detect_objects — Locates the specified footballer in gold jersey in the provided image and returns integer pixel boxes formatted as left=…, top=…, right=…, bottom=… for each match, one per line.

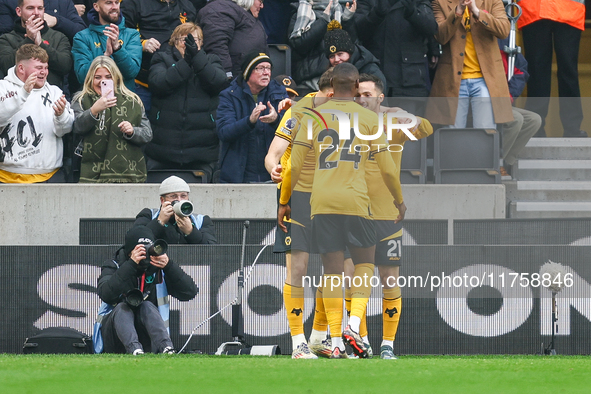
left=285, top=63, right=406, bottom=358
left=264, top=70, right=335, bottom=359
left=356, top=73, right=433, bottom=359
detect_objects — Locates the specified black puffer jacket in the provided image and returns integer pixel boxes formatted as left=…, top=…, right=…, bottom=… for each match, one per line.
left=349, top=44, right=387, bottom=92
left=356, top=0, right=437, bottom=97
left=197, top=0, right=267, bottom=79
left=121, top=0, right=196, bottom=85
left=97, top=249, right=198, bottom=307
left=289, top=10, right=330, bottom=86
left=288, top=10, right=356, bottom=89
left=146, top=45, right=227, bottom=165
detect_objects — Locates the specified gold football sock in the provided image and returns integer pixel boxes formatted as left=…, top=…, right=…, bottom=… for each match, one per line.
left=382, top=286, right=402, bottom=342
left=283, top=283, right=304, bottom=337
left=323, top=274, right=344, bottom=339
left=344, top=288, right=352, bottom=319
left=312, top=284, right=328, bottom=332
left=359, top=308, right=368, bottom=338
left=350, top=263, right=374, bottom=320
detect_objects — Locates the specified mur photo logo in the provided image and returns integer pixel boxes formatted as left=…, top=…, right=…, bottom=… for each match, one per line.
left=302, top=106, right=418, bottom=155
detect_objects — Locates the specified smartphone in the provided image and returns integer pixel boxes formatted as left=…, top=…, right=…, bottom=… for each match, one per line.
left=100, top=79, right=114, bottom=98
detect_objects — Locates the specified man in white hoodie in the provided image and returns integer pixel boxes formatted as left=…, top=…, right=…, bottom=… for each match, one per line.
left=0, top=44, right=73, bottom=183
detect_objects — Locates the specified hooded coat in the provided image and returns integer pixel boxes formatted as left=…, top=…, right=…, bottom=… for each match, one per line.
left=0, top=66, right=74, bottom=175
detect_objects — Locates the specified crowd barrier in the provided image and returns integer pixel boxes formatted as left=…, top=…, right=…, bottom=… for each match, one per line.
left=0, top=184, right=506, bottom=245
left=79, top=218, right=591, bottom=246
left=79, top=218, right=449, bottom=246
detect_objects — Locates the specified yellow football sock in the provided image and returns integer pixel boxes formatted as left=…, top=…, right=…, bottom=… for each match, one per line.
left=312, top=285, right=328, bottom=332
left=283, top=283, right=304, bottom=337
left=359, top=308, right=368, bottom=338
left=382, top=287, right=402, bottom=341
left=350, top=263, right=374, bottom=320
left=323, top=274, right=343, bottom=339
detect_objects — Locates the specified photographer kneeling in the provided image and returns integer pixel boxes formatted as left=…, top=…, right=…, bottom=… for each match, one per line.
left=135, top=176, right=217, bottom=245
left=95, top=226, right=198, bottom=354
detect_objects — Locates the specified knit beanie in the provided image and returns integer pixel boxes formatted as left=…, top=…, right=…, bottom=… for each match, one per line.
left=159, top=176, right=190, bottom=196
left=124, top=226, right=155, bottom=257
left=323, top=20, right=355, bottom=58
left=241, top=51, right=272, bottom=81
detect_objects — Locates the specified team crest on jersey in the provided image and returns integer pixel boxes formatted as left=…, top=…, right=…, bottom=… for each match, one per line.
left=285, top=236, right=291, bottom=246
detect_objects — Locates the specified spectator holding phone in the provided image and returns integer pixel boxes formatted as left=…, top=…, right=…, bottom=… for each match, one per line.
left=71, top=56, right=152, bottom=183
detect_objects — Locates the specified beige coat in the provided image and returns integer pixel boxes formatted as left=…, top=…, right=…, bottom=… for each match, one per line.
left=428, top=0, right=513, bottom=125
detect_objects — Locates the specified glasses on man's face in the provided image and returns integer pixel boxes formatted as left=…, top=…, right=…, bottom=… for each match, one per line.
left=164, top=193, right=189, bottom=200
left=254, top=65, right=272, bottom=73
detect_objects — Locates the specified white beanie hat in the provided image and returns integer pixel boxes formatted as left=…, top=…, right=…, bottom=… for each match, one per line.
left=159, top=176, right=190, bottom=196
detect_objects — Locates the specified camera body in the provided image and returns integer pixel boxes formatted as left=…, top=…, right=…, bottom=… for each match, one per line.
left=125, top=239, right=168, bottom=306
left=137, top=239, right=168, bottom=269
left=124, top=289, right=149, bottom=308
left=172, top=200, right=193, bottom=217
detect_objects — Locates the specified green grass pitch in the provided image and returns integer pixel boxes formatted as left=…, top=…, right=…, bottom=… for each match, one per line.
left=1, top=354, right=590, bottom=393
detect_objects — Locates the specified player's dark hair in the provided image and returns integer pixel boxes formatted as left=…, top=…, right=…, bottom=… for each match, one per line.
left=359, top=73, right=384, bottom=95
left=331, top=63, right=359, bottom=95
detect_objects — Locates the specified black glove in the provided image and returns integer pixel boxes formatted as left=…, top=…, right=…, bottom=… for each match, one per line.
left=184, top=34, right=199, bottom=63
left=399, top=0, right=416, bottom=18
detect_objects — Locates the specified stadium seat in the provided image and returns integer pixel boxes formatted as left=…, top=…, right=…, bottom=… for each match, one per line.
left=268, top=44, right=291, bottom=78
left=401, top=138, right=427, bottom=184
left=434, top=128, right=500, bottom=184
